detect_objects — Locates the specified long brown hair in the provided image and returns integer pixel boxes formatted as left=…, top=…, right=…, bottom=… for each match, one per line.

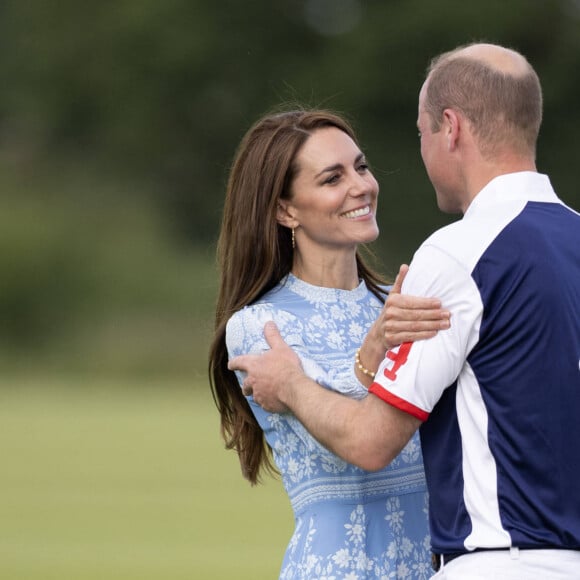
left=208, top=108, right=387, bottom=485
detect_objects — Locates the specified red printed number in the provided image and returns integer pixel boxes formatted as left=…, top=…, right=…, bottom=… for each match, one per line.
left=382, top=342, right=413, bottom=381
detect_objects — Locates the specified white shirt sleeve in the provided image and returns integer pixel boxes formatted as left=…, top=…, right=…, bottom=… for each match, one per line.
left=369, top=243, right=483, bottom=419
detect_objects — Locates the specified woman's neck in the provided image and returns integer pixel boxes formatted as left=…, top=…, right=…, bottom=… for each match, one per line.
left=291, top=253, right=359, bottom=290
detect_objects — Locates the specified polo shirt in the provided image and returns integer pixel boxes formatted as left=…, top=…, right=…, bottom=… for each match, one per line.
left=370, top=171, right=580, bottom=555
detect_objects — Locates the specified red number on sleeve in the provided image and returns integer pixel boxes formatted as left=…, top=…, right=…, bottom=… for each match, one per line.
left=382, top=342, right=413, bottom=381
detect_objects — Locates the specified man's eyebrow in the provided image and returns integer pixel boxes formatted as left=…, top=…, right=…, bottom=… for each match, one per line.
left=314, top=153, right=364, bottom=179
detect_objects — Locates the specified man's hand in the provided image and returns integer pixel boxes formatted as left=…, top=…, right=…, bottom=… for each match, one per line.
left=228, top=321, right=304, bottom=413
left=230, top=320, right=421, bottom=471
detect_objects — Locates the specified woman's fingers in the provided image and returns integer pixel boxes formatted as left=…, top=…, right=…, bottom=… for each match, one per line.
left=386, top=292, right=442, bottom=312
left=384, top=307, right=450, bottom=324
left=391, top=264, right=409, bottom=294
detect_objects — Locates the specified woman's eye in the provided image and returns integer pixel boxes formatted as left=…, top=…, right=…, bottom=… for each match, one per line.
left=324, top=174, right=340, bottom=184
left=357, top=163, right=369, bottom=173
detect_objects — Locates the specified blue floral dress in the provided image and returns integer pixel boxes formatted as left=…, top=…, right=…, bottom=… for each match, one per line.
left=226, top=274, right=431, bottom=579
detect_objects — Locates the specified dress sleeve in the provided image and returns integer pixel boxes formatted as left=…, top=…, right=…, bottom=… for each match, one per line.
left=369, top=243, right=483, bottom=419
left=225, top=303, right=327, bottom=390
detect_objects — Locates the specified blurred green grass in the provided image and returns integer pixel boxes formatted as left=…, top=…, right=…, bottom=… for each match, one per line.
left=0, top=378, right=293, bottom=579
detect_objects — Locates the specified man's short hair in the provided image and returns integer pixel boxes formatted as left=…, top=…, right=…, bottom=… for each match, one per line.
left=425, top=45, right=543, bottom=158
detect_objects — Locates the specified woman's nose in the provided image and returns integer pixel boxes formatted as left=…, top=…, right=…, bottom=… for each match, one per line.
left=348, top=171, right=375, bottom=196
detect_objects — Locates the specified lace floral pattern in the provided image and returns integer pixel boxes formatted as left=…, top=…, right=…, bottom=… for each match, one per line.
left=226, top=274, right=431, bottom=579
left=279, top=497, right=432, bottom=580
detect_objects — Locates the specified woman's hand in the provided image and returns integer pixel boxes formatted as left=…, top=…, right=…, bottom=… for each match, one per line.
left=355, top=264, right=450, bottom=385
left=380, top=264, right=450, bottom=349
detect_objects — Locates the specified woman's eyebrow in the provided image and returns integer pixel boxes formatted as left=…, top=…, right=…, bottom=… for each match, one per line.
left=314, top=153, right=364, bottom=179
left=314, top=163, right=343, bottom=179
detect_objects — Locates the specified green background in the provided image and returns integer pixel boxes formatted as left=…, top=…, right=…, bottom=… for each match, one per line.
left=1, top=1, right=579, bottom=577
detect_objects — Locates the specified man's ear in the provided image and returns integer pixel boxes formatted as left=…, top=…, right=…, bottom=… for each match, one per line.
left=276, top=200, right=298, bottom=229
left=443, top=108, right=460, bottom=151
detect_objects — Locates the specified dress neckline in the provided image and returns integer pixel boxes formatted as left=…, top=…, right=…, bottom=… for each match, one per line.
left=284, top=273, right=368, bottom=303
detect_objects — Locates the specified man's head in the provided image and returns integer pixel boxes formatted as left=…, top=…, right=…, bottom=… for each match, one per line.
left=425, top=43, right=542, bottom=158
left=417, top=43, right=543, bottom=213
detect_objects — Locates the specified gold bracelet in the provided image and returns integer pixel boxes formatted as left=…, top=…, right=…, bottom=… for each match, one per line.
left=355, top=348, right=376, bottom=379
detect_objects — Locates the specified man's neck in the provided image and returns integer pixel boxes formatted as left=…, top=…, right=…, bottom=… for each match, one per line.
left=462, top=156, right=537, bottom=213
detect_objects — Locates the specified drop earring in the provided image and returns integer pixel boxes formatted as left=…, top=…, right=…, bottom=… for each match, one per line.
left=291, top=227, right=296, bottom=249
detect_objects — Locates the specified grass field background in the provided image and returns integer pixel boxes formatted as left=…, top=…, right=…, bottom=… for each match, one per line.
left=0, top=377, right=293, bottom=579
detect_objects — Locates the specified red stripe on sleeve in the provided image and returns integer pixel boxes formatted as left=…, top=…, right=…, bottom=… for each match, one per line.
left=368, top=384, right=430, bottom=422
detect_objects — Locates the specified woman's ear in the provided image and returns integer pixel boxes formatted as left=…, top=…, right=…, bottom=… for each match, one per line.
left=276, top=201, right=298, bottom=228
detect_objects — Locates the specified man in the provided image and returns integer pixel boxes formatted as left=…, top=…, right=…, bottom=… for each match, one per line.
left=229, top=43, right=580, bottom=579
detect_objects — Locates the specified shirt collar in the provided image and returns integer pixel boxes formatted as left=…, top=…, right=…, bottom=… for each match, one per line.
left=464, top=172, right=558, bottom=219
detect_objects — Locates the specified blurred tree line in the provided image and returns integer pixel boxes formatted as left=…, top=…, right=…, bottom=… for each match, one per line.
left=1, top=0, right=579, bottom=377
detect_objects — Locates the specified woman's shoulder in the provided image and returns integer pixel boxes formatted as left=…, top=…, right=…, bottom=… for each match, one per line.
left=226, top=278, right=308, bottom=333
left=225, top=301, right=301, bottom=353
left=227, top=298, right=298, bottom=326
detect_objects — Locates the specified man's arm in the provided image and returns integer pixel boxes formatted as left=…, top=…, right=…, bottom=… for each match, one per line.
left=229, top=322, right=421, bottom=471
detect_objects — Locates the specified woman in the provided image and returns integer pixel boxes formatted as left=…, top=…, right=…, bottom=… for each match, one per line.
left=209, top=109, right=447, bottom=579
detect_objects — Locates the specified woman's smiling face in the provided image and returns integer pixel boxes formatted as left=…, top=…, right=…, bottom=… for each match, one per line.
left=284, top=126, right=380, bottom=258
